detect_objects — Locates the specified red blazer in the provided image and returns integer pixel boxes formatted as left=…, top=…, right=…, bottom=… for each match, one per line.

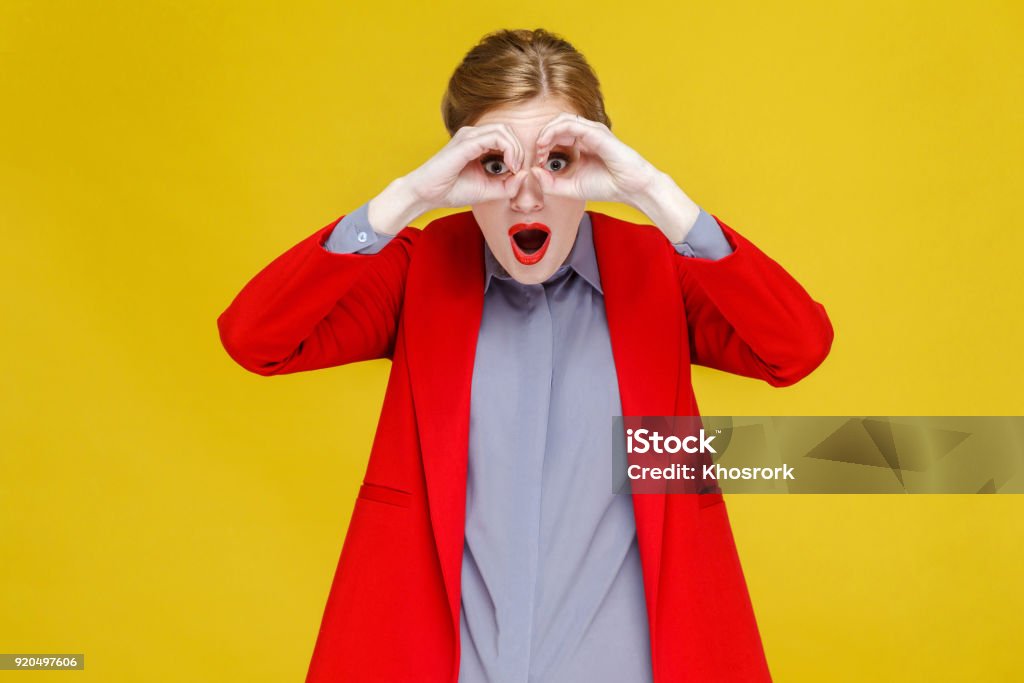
left=217, top=209, right=834, bottom=682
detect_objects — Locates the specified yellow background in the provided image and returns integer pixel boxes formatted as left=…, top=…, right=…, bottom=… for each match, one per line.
left=2, top=0, right=1022, bottom=680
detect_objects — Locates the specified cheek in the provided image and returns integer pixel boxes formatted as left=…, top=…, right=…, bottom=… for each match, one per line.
left=549, top=228, right=574, bottom=255
left=483, top=226, right=515, bottom=259
left=472, top=209, right=505, bottom=245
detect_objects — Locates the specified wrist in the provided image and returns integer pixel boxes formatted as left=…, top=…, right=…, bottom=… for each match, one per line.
left=631, top=171, right=700, bottom=244
left=367, top=177, right=430, bottom=236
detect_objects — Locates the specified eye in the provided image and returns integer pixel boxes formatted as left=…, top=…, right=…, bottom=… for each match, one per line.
left=481, top=156, right=509, bottom=175
left=544, top=152, right=571, bottom=173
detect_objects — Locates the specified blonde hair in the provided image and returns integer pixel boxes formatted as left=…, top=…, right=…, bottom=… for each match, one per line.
left=440, top=28, right=611, bottom=136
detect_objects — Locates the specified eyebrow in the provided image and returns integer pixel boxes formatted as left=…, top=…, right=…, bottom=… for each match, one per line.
left=479, top=143, right=573, bottom=158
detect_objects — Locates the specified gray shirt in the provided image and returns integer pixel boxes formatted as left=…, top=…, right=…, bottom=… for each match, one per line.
left=325, top=201, right=732, bottom=682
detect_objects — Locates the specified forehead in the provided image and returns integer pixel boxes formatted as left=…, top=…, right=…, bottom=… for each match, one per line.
left=475, top=97, right=579, bottom=139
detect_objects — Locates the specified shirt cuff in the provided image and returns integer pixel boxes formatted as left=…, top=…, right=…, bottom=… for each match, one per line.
left=322, top=200, right=396, bottom=254
left=671, top=207, right=734, bottom=260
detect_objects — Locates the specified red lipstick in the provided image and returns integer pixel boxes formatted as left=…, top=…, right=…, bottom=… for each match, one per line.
left=508, top=223, right=551, bottom=265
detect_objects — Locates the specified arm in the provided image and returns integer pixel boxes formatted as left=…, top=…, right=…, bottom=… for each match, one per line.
left=670, top=206, right=734, bottom=260
left=674, top=213, right=834, bottom=387
left=216, top=209, right=420, bottom=376
left=630, top=173, right=832, bottom=386
left=219, top=120, right=530, bottom=374
left=323, top=200, right=397, bottom=255
left=323, top=172, right=426, bottom=254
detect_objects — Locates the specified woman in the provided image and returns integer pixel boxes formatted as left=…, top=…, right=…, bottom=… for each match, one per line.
left=217, top=28, right=833, bottom=683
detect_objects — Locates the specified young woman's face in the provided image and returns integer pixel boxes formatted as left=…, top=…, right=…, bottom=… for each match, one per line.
left=470, top=96, right=586, bottom=285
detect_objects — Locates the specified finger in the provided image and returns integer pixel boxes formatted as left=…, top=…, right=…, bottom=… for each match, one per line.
left=536, top=118, right=608, bottom=161
left=537, top=124, right=590, bottom=158
left=479, top=133, right=517, bottom=175
left=533, top=165, right=554, bottom=194
left=446, top=129, right=510, bottom=177
left=535, top=133, right=581, bottom=166
left=504, top=169, right=527, bottom=197
left=535, top=112, right=582, bottom=143
left=471, top=123, right=521, bottom=171
left=475, top=164, right=526, bottom=203
left=533, top=165, right=581, bottom=200
left=533, top=113, right=569, bottom=164
left=533, top=165, right=565, bottom=197
left=536, top=112, right=602, bottom=147
left=462, top=125, right=521, bottom=174
left=502, top=123, right=524, bottom=172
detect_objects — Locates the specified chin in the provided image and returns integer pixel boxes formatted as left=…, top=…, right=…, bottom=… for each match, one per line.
left=507, top=263, right=558, bottom=285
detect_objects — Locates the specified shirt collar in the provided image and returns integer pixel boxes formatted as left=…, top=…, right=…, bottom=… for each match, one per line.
left=483, top=211, right=603, bottom=295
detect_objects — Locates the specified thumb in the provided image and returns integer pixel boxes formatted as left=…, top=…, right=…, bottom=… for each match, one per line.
left=504, top=170, right=527, bottom=197
left=533, top=166, right=553, bottom=193
left=533, top=166, right=563, bottom=197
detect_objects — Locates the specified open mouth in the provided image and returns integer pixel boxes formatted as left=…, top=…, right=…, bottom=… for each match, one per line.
left=508, top=223, right=551, bottom=265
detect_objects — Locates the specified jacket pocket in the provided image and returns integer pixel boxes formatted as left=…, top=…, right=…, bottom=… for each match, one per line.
left=357, top=482, right=413, bottom=509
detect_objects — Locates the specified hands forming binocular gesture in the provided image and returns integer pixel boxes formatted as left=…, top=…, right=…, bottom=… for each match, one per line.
left=405, top=112, right=665, bottom=209
left=395, top=112, right=699, bottom=244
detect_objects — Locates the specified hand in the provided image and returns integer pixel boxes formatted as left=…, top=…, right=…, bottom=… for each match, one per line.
left=402, top=123, right=530, bottom=210
left=530, top=113, right=662, bottom=205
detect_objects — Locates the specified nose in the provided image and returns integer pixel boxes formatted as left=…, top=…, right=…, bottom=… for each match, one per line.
left=510, top=165, right=545, bottom=213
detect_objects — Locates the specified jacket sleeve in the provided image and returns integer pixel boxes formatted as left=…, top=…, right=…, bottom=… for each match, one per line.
left=216, top=214, right=420, bottom=376
left=675, top=214, right=834, bottom=387
left=322, top=200, right=396, bottom=255
left=672, top=206, right=734, bottom=260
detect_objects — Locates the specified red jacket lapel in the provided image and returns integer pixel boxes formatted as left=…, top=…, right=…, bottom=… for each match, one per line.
left=591, top=210, right=682, bottom=638
left=403, top=211, right=484, bottom=642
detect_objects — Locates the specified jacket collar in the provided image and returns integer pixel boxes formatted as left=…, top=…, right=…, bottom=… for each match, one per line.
left=483, top=211, right=603, bottom=294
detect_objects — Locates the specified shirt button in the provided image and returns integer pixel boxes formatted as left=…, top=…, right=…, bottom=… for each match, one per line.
left=357, top=231, right=368, bottom=243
